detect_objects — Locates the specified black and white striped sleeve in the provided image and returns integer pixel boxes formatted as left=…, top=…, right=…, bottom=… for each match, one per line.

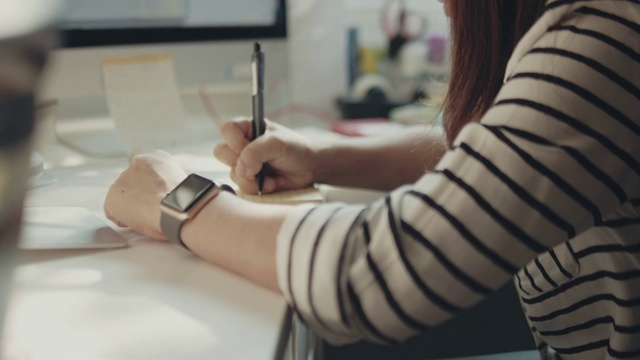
left=276, top=2, right=640, bottom=345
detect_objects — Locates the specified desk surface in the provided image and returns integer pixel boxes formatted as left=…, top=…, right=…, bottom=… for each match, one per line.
left=2, top=113, right=289, bottom=359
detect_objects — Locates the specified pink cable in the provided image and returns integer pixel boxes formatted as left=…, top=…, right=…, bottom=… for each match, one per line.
left=198, top=86, right=222, bottom=125
left=199, top=85, right=340, bottom=125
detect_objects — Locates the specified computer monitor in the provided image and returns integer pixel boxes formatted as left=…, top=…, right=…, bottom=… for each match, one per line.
left=60, top=0, right=286, bottom=47
left=38, top=0, right=291, bottom=157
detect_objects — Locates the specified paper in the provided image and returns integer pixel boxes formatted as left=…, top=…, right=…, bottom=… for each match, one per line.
left=238, top=187, right=324, bottom=204
left=102, top=54, right=190, bottom=155
left=19, top=207, right=128, bottom=250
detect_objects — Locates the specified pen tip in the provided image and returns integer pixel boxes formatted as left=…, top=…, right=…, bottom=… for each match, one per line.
left=258, top=191, right=262, bottom=196
left=254, top=42, right=261, bottom=52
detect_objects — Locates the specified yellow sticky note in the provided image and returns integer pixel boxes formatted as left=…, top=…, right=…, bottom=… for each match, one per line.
left=238, top=186, right=324, bottom=204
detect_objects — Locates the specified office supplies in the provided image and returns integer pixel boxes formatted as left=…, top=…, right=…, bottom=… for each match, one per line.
left=337, top=91, right=407, bottom=120
left=19, top=207, right=128, bottom=250
left=347, top=27, right=360, bottom=89
left=251, top=42, right=266, bottom=194
left=381, top=0, right=427, bottom=60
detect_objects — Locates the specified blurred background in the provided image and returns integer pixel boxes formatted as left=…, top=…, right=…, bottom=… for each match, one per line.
left=1, top=1, right=535, bottom=359
left=37, top=0, right=451, bottom=156
left=0, top=0, right=59, bottom=351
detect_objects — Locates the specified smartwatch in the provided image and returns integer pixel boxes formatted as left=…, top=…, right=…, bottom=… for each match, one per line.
left=160, top=173, right=235, bottom=250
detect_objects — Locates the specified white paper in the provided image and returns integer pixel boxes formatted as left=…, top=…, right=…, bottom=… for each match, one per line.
left=19, top=207, right=128, bottom=250
left=102, top=55, right=190, bottom=156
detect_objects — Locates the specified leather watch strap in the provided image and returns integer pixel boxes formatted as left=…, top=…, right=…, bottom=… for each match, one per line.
left=161, top=211, right=187, bottom=249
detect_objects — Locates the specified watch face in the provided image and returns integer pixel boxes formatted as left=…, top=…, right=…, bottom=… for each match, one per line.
left=162, top=174, right=214, bottom=212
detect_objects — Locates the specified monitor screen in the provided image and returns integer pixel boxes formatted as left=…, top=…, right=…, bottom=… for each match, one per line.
left=59, top=0, right=287, bottom=47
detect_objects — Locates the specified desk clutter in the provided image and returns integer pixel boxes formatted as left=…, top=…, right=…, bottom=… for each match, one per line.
left=338, top=0, right=449, bottom=123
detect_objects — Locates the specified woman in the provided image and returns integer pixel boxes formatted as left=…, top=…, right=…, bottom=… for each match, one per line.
left=104, top=0, right=640, bottom=358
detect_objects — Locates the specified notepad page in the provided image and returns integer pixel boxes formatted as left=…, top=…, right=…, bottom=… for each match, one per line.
left=238, top=187, right=324, bottom=204
left=102, top=54, right=190, bottom=155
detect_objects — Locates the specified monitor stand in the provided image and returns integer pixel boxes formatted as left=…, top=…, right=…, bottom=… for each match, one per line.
left=53, top=96, right=127, bottom=158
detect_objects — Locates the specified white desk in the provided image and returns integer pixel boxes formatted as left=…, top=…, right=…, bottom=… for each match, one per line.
left=1, top=112, right=290, bottom=359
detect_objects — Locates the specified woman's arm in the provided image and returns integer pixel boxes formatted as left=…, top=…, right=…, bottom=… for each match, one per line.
left=106, top=1, right=639, bottom=348
left=215, top=121, right=446, bottom=194
left=103, top=150, right=289, bottom=293
left=313, top=125, right=447, bottom=190
left=181, top=192, right=290, bottom=293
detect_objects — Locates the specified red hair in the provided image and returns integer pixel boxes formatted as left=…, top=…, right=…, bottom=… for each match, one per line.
left=443, top=0, right=546, bottom=144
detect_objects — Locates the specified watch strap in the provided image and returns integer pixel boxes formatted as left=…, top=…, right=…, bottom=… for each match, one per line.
left=161, top=181, right=235, bottom=251
left=161, top=210, right=189, bottom=249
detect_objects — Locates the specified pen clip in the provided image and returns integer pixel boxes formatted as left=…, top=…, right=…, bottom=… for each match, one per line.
left=252, top=60, right=258, bottom=95
left=251, top=42, right=264, bottom=96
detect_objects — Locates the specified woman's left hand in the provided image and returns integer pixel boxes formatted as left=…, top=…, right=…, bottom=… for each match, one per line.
left=104, top=150, right=187, bottom=240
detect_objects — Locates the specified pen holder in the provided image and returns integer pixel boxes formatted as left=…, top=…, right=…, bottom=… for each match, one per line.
left=337, top=89, right=408, bottom=120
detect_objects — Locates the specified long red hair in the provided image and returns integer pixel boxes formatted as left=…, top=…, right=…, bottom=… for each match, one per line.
left=443, top=0, right=546, bottom=144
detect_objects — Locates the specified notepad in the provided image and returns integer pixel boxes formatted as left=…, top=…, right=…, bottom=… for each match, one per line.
left=238, top=187, right=324, bottom=204
left=102, top=54, right=190, bottom=156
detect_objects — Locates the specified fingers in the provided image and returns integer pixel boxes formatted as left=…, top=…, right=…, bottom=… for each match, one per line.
left=230, top=167, right=277, bottom=195
left=217, top=118, right=282, bottom=165
left=218, top=118, right=290, bottom=194
left=218, top=118, right=274, bottom=178
left=215, top=140, right=262, bottom=194
left=215, top=120, right=251, bottom=166
left=213, top=143, right=239, bottom=167
left=219, top=120, right=252, bottom=155
left=235, top=134, right=284, bottom=178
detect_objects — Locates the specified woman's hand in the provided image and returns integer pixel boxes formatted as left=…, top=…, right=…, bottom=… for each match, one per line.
left=214, top=119, right=318, bottom=194
left=104, top=150, right=187, bottom=240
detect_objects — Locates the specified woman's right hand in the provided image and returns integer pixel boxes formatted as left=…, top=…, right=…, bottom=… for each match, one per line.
left=214, top=119, right=319, bottom=194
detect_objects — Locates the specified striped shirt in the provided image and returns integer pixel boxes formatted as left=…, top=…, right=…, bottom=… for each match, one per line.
left=276, top=1, right=640, bottom=359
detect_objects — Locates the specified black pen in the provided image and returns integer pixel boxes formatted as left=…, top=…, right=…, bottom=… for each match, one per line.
left=251, top=42, right=266, bottom=195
